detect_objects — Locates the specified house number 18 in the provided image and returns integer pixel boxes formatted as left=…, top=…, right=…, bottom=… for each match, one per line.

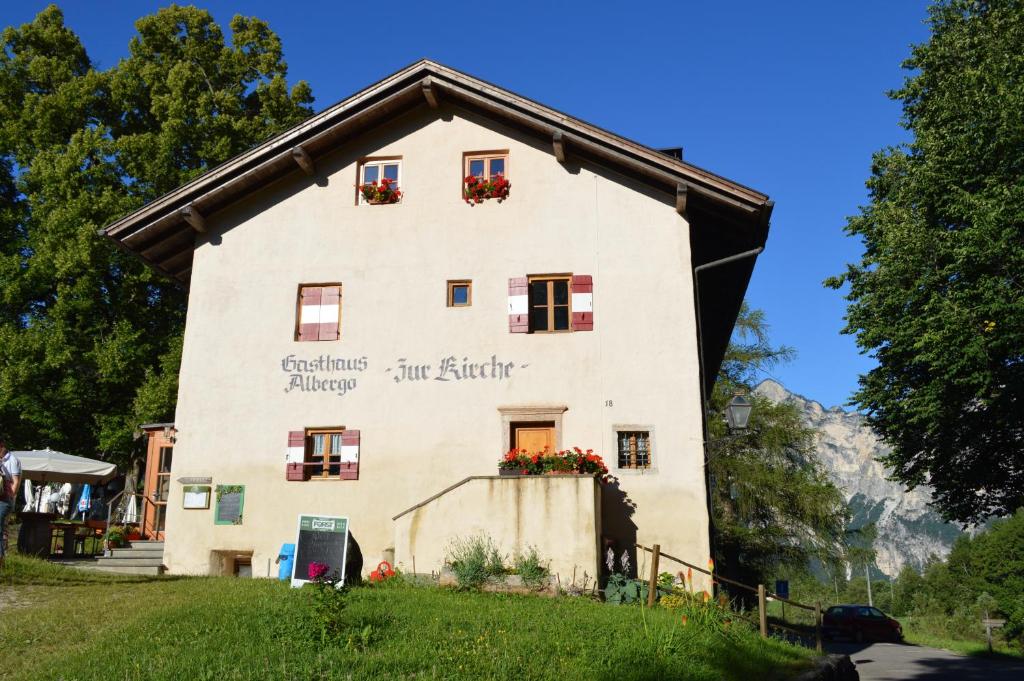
left=605, top=400, right=614, bottom=407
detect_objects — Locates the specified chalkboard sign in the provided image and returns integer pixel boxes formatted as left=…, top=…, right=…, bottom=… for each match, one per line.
left=291, top=514, right=349, bottom=587
left=214, top=485, right=245, bottom=525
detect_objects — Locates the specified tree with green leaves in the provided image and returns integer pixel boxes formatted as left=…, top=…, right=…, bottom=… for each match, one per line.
left=709, top=304, right=851, bottom=588
left=826, top=0, right=1024, bottom=524
left=0, top=5, right=312, bottom=468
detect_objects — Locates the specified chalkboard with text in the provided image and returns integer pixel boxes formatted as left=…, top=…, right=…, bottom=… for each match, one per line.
left=291, top=514, right=350, bottom=587
left=214, top=485, right=245, bottom=525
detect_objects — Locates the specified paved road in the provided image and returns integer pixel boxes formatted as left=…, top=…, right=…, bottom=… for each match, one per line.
left=826, top=641, right=1024, bottom=680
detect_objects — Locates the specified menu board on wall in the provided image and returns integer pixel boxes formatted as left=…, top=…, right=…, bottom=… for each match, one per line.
left=291, top=514, right=349, bottom=587
left=214, top=485, right=245, bottom=525
left=182, top=485, right=211, bottom=509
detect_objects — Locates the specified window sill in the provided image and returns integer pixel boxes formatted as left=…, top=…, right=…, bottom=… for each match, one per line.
left=614, top=467, right=658, bottom=476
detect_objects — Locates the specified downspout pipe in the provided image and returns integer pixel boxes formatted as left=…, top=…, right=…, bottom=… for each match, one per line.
left=693, top=246, right=764, bottom=583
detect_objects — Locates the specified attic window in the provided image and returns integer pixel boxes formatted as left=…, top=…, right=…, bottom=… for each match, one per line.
left=464, top=152, right=507, bottom=182
left=358, top=158, right=402, bottom=204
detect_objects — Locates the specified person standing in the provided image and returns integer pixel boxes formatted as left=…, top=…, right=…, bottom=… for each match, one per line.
left=0, top=436, right=22, bottom=569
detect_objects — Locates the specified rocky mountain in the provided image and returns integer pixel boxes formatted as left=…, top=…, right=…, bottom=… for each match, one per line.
left=754, top=379, right=964, bottom=577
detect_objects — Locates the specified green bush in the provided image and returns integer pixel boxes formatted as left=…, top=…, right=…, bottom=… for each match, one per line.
left=512, top=546, right=549, bottom=587
left=445, top=533, right=507, bottom=590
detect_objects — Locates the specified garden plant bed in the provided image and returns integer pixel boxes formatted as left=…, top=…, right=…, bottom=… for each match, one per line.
left=1, top=554, right=815, bottom=680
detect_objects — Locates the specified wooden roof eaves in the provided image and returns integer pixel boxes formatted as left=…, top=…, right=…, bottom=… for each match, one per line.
left=103, top=61, right=433, bottom=239
left=101, top=59, right=773, bottom=286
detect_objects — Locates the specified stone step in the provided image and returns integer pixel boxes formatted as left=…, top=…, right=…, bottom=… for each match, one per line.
left=109, top=547, right=164, bottom=558
left=80, top=564, right=164, bottom=576
left=128, top=541, right=164, bottom=549
left=96, top=557, right=165, bottom=568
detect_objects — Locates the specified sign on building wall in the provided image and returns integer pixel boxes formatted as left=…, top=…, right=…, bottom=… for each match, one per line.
left=182, top=485, right=211, bottom=509
left=291, top=514, right=350, bottom=587
left=214, top=485, right=245, bottom=525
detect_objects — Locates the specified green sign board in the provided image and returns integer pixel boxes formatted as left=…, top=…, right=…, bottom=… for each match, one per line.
left=291, top=514, right=349, bottom=587
left=214, top=485, right=245, bottom=525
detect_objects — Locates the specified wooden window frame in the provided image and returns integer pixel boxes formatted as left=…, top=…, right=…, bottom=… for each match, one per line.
left=294, top=283, right=342, bottom=342
left=357, top=156, right=402, bottom=205
left=447, top=279, right=472, bottom=307
left=305, top=427, right=346, bottom=480
left=462, top=150, right=509, bottom=198
left=616, top=430, right=653, bottom=470
left=528, top=274, right=572, bottom=333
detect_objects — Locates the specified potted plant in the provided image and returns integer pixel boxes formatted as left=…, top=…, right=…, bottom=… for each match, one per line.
left=463, top=173, right=510, bottom=204
left=105, top=525, right=128, bottom=550
left=358, top=176, right=402, bottom=204
left=498, top=449, right=530, bottom=476
left=497, top=447, right=610, bottom=480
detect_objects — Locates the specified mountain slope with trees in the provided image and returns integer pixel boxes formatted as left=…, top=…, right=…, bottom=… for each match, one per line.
left=755, top=379, right=965, bottom=575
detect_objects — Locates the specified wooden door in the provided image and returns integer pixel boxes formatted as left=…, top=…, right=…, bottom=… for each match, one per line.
left=512, top=422, right=555, bottom=454
left=142, top=428, right=175, bottom=540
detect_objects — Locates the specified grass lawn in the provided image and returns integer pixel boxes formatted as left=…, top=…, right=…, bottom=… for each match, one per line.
left=0, top=554, right=816, bottom=680
left=899, top=617, right=1023, bottom=660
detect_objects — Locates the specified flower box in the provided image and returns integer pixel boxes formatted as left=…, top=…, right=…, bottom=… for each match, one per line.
left=359, top=177, right=402, bottom=204
left=464, top=173, right=510, bottom=204
left=497, top=447, right=609, bottom=481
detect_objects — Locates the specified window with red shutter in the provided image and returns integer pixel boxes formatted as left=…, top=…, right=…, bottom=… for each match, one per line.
left=295, top=284, right=341, bottom=341
left=285, top=428, right=360, bottom=481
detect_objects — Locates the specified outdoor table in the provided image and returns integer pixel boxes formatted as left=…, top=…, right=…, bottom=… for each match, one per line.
left=17, top=512, right=58, bottom=557
left=48, top=521, right=89, bottom=557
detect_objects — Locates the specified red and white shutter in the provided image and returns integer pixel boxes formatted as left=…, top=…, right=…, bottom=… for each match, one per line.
left=339, top=430, right=360, bottom=480
left=508, top=277, right=529, bottom=333
left=571, top=275, right=593, bottom=331
left=297, top=287, right=322, bottom=341
left=298, top=285, right=341, bottom=341
left=318, top=286, right=341, bottom=341
left=286, top=430, right=308, bottom=481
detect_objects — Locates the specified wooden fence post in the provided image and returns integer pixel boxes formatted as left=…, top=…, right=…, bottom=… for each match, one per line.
left=815, top=601, right=823, bottom=652
left=758, top=583, right=768, bottom=638
left=647, top=544, right=661, bottom=607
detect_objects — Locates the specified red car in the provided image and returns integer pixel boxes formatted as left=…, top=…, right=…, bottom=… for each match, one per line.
left=822, top=605, right=903, bottom=642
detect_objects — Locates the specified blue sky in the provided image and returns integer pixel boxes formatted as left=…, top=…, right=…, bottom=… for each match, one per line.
left=3, top=1, right=933, bottom=409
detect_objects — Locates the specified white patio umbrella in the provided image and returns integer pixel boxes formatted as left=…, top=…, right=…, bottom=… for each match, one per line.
left=13, top=448, right=117, bottom=485
left=22, top=480, right=34, bottom=512
left=122, top=494, right=138, bottom=524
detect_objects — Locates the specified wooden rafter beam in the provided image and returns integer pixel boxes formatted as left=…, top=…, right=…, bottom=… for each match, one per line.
left=422, top=78, right=439, bottom=109
left=291, top=146, right=315, bottom=176
left=179, top=204, right=207, bottom=233
left=676, top=183, right=688, bottom=217
left=552, top=130, right=566, bottom=163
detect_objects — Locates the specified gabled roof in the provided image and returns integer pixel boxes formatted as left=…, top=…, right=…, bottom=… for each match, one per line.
left=102, top=59, right=771, bottom=285
left=102, top=59, right=773, bottom=393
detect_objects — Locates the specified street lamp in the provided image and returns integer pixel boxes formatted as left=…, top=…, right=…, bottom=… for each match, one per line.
left=725, top=393, right=753, bottom=431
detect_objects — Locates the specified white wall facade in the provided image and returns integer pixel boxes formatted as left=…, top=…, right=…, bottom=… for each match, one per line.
left=164, top=105, right=710, bottom=583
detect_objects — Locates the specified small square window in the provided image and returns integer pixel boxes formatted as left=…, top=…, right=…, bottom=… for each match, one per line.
left=358, top=158, right=402, bottom=204
left=617, top=431, right=652, bottom=469
left=447, top=280, right=472, bottom=307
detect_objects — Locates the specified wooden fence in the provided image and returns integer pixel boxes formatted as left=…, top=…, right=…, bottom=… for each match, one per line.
left=636, top=544, right=823, bottom=652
